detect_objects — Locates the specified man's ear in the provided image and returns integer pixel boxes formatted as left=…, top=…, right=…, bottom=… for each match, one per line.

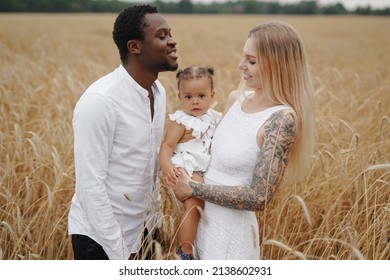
left=127, top=40, right=141, bottom=54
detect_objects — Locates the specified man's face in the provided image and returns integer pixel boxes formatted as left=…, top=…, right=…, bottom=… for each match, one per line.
left=139, top=13, right=178, bottom=73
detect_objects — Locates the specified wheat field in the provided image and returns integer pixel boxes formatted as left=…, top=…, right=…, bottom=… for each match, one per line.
left=0, top=13, right=389, bottom=260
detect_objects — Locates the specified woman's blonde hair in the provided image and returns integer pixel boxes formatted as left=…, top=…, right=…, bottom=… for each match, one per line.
left=240, top=22, right=315, bottom=183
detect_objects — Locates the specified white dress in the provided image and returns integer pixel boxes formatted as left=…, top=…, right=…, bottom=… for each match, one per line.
left=195, top=98, right=290, bottom=260
left=169, top=109, right=222, bottom=177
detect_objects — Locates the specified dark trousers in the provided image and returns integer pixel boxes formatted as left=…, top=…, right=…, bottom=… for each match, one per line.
left=71, top=234, right=109, bottom=260
left=71, top=229, right=157, bottom=260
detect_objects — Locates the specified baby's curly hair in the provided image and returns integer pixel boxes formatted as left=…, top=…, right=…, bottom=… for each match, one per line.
left=112, top=5, right=158, bottom=63
left=176, top=66, right=215, bottom=90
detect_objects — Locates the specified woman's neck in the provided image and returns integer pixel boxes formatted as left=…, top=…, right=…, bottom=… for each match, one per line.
left=242, top=90, right=279, bottom=113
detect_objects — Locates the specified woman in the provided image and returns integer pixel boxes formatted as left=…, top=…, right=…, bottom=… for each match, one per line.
left=170, top=22, right=315, bottom=259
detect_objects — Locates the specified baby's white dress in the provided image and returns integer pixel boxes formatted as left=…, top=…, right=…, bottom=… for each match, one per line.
left=169, top=109, right=222, bottom=177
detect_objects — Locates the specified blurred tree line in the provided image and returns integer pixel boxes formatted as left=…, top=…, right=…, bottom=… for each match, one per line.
left=0, top=0, right=389, bottom=16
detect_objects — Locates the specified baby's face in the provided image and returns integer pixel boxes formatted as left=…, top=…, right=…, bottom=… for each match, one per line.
left=178, top=77, right=214, bottom=117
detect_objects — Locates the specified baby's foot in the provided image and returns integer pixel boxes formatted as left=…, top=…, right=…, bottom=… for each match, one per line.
left=177, top=245, right=194, bottom=260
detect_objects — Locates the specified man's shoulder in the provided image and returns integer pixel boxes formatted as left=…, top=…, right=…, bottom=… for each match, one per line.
left=85, top=68, right=121, bottom=94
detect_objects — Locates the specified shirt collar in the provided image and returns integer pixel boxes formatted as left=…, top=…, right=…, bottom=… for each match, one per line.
left=118, top=64, right=160, bottom=97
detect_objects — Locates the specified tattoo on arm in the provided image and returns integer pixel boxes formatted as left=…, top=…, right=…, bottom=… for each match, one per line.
left=190, top=110, right=297, bottom=211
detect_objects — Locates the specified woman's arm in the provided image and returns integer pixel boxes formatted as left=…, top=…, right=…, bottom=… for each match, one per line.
left=173, top=109, right=297, bottom=211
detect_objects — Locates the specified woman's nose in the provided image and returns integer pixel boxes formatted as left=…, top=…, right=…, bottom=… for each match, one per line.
left=238, top=59, right=245, bottom=70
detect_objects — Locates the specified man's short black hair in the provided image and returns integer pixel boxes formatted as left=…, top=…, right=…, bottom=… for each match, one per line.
left=113, top=5, right=158, bottom=63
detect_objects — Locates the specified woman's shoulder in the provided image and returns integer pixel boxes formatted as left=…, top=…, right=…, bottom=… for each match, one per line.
left=224, top=90, right=256, bottom=114
left=257, top=107, right=297, bottom=147
left=274, top=106, right=296, bottom=119
left=264, top=106, right=297, bottom=131
left=224, top=90, right=240, bottom=114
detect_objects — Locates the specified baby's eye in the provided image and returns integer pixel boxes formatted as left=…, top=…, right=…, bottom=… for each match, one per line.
left=199, top=94, right=206, bottom=99
left=184, top=96, right=191, bottom=99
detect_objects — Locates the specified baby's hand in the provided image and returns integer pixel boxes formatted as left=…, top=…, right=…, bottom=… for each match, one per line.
left=162, top=165, right=180, bottom=187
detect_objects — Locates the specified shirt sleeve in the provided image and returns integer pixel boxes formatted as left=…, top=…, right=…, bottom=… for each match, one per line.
left=72, top=93, right=130, bottom=260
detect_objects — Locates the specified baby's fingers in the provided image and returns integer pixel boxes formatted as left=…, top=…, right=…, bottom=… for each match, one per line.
left=172, top=167, right=181, bottom=177
left=167, top=173, right=177, bottom=185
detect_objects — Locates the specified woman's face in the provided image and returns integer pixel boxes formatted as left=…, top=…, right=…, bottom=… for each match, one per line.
left=238, top=37, right=262, bottom=90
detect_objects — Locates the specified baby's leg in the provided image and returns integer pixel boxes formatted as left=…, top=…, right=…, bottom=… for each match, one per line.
left=178, top=172, right=204, bottom=257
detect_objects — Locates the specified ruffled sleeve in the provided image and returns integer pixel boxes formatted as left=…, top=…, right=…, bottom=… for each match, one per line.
left=207, top=108, right=222, bottom=126
left=169, top=110, right=212, bottom=140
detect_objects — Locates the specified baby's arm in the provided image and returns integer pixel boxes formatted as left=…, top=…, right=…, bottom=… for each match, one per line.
left=159, top=120, right=185, bottom=186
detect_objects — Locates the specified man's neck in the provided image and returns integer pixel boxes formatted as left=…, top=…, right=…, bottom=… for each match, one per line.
left=123, top=63, right=157, bottom=91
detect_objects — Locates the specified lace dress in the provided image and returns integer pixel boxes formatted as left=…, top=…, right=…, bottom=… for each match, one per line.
left=169, top=109, right=222, bottom=177
left=195, top=99, right=290, bottom=260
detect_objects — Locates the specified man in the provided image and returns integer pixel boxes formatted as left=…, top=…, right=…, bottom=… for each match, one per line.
left=68, top=5, right=178, bottom=260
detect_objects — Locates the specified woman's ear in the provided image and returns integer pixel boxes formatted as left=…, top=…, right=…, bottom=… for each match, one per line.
left=127, top=40, right=141, bottom=54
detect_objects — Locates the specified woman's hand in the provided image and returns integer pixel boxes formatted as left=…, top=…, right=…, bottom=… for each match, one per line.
left=169, top=170, right=193, bottom=202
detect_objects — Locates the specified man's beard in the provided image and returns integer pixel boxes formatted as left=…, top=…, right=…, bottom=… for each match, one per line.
left=157, top=61, right=178, bottom=72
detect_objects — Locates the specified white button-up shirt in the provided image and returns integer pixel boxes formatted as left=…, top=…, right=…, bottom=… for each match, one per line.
left=68, top=65, right=166, bottom=260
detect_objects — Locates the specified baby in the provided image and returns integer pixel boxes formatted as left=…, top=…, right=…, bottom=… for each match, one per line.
left=159, top=66, right=222, bottom=260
